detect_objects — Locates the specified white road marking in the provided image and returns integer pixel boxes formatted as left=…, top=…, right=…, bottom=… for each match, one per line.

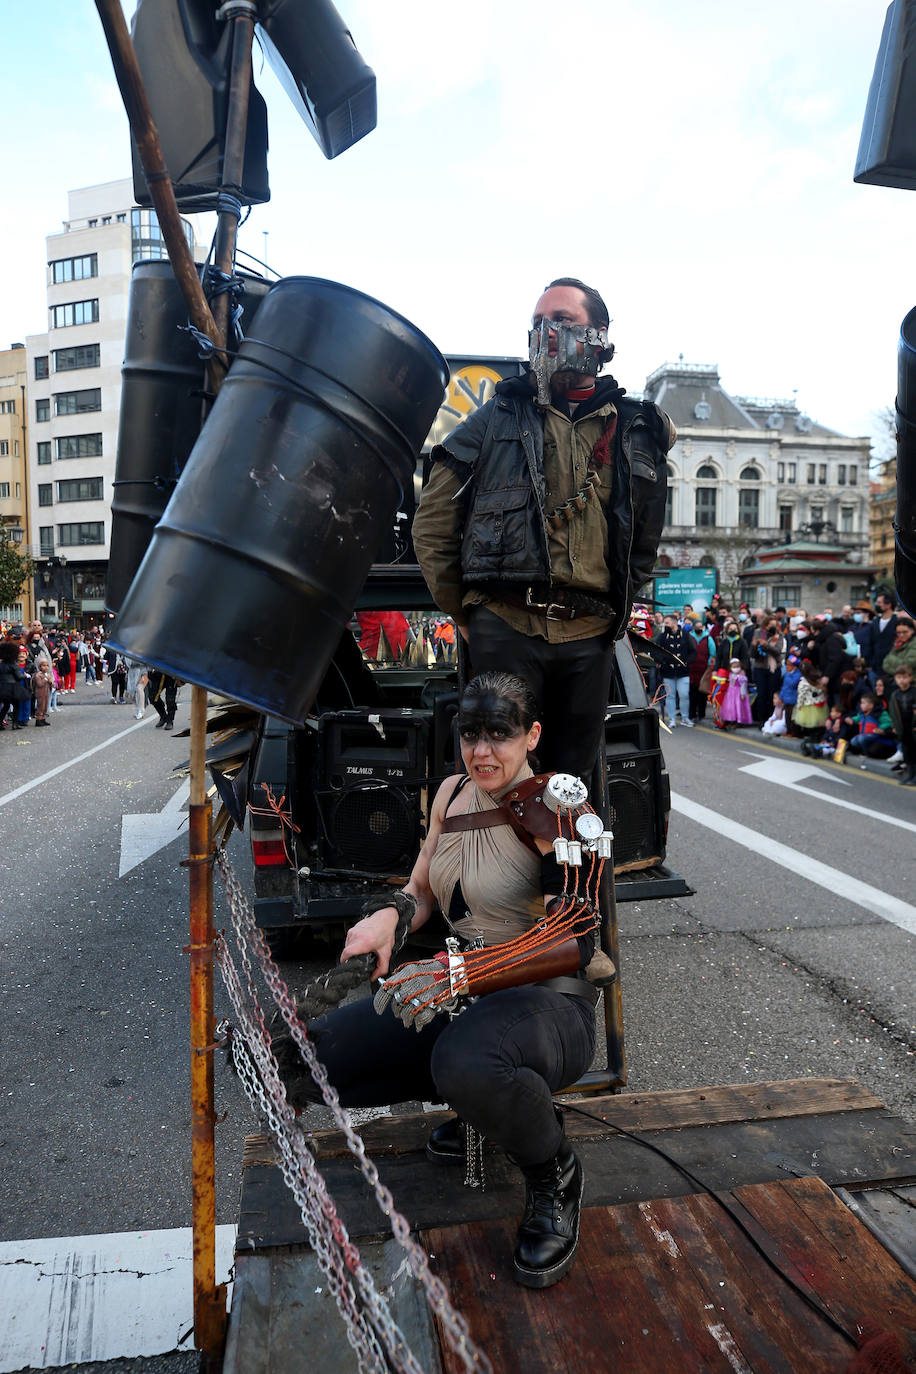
left=737, top=752, right=916, bottom=835
left=119, top=779, right=191, bottom=877
left=671, top=792, right=916, bottom=936
left=0, top=1224, right=235, bottom=1373
left=0, top=716, right=151, bottom=809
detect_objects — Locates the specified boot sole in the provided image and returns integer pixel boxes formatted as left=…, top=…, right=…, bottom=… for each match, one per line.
left=512, top=1161, right=584, bottom=1289
left=425, top=1143, right=465, bottom=1166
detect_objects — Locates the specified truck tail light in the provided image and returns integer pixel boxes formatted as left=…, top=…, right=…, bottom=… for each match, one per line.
left=251, top=832, right=290, bottom=867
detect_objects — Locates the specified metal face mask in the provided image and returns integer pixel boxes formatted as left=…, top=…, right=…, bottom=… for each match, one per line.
left=528, top=318, right=609, bottom=405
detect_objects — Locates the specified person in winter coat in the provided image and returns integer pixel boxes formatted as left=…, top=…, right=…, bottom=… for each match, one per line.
left=814, top=621, right=854, bottom=706
left=30, top=657, right=53, bottom=726
left=889, top=664, right=916, bottom=785
left=882, top=617, right=916, bottom=679
left=686, top=618, right=716, bottom=721
left=778, top=652, right=802, bottom=735
left=715, top=621, right=750, bottom=673
left=656, top=615, right=696, bottom=728
left=0, top=641, right=25, bottom=729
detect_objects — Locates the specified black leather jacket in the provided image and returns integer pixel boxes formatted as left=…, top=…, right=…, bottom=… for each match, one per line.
left=432, top=373, right=672, bottom=638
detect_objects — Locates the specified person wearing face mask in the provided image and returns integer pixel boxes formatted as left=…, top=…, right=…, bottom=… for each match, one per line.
left=882, top=616, right=916, bottom=678
left=715, top=620, right=750, bottom=673
left=412, top=278, right=675, bottom=778
left=282, top=673, right=607, bottom=1289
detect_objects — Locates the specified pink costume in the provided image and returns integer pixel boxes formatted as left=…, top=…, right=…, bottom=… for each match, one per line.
left=720, top=667, right=753, bottom=725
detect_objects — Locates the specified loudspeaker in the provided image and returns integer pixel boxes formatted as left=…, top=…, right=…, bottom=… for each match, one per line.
left=603, top=708, right=666, bottom=872
left=316, top=710, right=429, bottom=871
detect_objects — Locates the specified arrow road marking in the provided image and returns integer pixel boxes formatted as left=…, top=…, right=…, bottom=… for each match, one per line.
left=737, top=752, right=916, bottom=836
left=671, top=791, right=916, bottom=936
left=119, top=780, right=191, bottom=878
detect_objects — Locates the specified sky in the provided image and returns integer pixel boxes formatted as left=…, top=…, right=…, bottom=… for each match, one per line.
left=1, top=0, right=912, bottom=451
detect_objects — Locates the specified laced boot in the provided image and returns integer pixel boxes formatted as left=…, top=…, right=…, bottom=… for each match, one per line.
left=512, top=1141, right=583, bottom=1288
left=426, top=1114, right=465, bottom=1165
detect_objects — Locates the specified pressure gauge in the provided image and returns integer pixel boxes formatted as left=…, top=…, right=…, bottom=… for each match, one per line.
left=575, top=812, right=604, bottom=843
left=543, top=773, right=589, bottom=814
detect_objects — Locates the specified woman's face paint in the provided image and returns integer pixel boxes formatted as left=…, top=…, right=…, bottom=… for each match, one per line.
left=458, top=693, right=541, bottom=792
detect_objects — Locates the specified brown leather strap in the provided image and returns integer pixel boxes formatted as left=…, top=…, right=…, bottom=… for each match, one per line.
left=440, top=775, right=551, bottom=857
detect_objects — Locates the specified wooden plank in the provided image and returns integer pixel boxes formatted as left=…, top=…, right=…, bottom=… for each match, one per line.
left=293, top=1080, right=883, bottom=1161
left=236, top=1109, right=916, bottom=1251
left=426, top=1178, right=916, bottom=1374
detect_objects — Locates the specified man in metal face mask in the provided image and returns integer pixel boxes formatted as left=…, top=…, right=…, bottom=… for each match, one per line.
left=413, top=276, right=675, bottom=778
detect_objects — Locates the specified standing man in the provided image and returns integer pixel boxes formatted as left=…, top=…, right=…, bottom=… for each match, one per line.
left=412, top=278, right=675, bottom=777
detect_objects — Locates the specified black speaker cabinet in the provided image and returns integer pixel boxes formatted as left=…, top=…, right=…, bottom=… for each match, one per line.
left=316, top=709, right=429, bottom=872
left=604, top=708, right=667, bottom=872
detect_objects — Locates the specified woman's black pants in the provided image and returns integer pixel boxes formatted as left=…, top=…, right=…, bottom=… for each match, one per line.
left=311, top=985, right=596, bottom=1167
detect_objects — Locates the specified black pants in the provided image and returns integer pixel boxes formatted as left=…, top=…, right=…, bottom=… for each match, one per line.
left=467, top=606, right=615, bottom=778
left=312, top=986, right=596, bottom=1167
left=150, top=677, right=177, bottom=723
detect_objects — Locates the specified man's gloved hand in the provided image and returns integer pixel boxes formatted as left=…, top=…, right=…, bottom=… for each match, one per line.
left=373, top=954, right=457, bottom=1032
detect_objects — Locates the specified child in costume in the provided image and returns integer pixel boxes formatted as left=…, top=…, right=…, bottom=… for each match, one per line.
left=812, top=706, right=843, bottom=758
left=761, top=694, right=787, bottom=736
left=795, top=659, right=828, bottom=751
left=719, top=658, right=753, bottom=728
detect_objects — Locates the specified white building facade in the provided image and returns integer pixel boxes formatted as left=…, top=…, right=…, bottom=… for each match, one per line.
left=645, top=361, right=872, bottom=607
left=25, top=180, right=202, bottom=625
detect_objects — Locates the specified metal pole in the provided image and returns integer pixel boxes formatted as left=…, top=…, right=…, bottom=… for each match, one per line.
left=93, top=1, right=254, bottom=1362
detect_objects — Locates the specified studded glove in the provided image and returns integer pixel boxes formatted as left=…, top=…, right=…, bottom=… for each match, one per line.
left=373, top=953, right=457, bottom=1032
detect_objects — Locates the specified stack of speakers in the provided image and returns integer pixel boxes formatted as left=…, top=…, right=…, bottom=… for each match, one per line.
left=603, top=708, right=667, bottom=872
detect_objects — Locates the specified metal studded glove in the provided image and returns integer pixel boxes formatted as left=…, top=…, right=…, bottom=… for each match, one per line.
left=373, top=953, right=458, bottom=1032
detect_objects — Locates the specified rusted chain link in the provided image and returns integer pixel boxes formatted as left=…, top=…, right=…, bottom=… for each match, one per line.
left=214, top=845, right=492, bottom=1374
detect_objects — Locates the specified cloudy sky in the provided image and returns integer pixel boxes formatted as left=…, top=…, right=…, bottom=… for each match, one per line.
left=2, top=1, right=912, bottom=447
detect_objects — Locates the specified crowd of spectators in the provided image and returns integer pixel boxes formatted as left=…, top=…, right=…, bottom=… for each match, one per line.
left=0, top=620, right=181, bottom=735
left=631, top=592, right=916, bottom=787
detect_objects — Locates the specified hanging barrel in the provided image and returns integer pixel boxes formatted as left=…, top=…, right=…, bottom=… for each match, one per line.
left=105, top=261, right=273, bottom=614
left=109, top=277, right=447, bottom=723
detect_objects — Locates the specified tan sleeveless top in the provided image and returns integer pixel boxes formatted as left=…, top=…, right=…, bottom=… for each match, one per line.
left=428, top=764, right=543, bottom=946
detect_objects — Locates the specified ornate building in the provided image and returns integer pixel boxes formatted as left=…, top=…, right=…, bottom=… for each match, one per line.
left=644, top=361, right=873, bottom=608
left=869, top=456, right=896, bottom=592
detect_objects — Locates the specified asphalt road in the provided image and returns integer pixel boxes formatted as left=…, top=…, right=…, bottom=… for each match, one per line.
left=1, top=685, right=914, bottom=1370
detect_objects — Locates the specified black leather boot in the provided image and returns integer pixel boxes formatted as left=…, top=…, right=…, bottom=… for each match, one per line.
left=426, top=1115, right=465, bottom=1165
left=513, top=1142, right=584, bottom=1288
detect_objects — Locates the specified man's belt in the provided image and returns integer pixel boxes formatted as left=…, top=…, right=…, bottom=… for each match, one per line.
left=536, top=974, right=599, bottom=1005
left=483, top=585, right=616, bottom=622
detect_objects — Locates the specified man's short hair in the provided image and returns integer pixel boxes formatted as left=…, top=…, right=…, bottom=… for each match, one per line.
left=545, top=277, right=610, bottom=331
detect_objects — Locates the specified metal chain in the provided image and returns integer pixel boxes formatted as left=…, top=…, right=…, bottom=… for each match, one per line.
left=215, top=846, right=492, bottom=1374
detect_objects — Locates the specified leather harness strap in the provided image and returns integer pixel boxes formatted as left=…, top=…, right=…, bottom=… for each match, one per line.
left=441, top=774, right=552, bottom=856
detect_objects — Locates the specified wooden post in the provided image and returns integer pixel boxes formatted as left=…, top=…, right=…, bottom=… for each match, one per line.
left=94, top=1, right=256, bottom=1362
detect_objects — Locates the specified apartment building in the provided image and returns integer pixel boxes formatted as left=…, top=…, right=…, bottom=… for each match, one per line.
left=25, top=179, right=202, bottom=626
left=0, top=344, right=32, bottom=621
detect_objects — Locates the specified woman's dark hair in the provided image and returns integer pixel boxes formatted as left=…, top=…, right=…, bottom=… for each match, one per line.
left=459, top=671, right=538, bottom=732
left=0, top=641, right=20, bottom=663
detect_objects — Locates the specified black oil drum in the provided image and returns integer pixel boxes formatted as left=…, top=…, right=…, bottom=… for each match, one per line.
left=109, top=277, right=447, bottom=723
left=105, top=261, right=272, bottom=614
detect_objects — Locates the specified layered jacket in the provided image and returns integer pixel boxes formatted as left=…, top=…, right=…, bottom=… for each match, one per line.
left=416, top=372, right=673, bottom=639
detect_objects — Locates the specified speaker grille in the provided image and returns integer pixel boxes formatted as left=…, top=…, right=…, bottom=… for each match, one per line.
left=606, top=775, right=653, bottom=867
left=327, top=786, right=416, bottom=870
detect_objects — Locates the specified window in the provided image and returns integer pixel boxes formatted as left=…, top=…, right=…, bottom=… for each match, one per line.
left=849, top=465, right=858, bottom=485
left=57, top=433, right=103, bottom=459
left=0, top=440, right=7, bottom=455
left=777, top=462, right=785, bottom=482
left=116, top=213, right=127, bottom=223
left=35, top=398, right=50, bottom=422
left=54, top=388, right=101, bottom=416
left=57, top=477, right=103, bottom=502
left=50, top=253, right=98, bottom=284
left=772, top=584, right=801, bottom=605
left=838, top=464, right=846, bottom=485
left=58, top=521, right=104, bottom=546
left=53, top=343, right=100, bottom=372
left=37, top=442, right=51, bottom=465
left=0, top=399, right=15, bottom=414
left=131, top=206, right=194, bottom=262
left=738, top=487, right=759, bottom=528
left=0, top=482, right=9, bottom=498
left=87, top=218, right=98, bottom=228
left=34, top=356, right=49, bottom=380
left=50, top=299, right=99, bottom=328
left=15, top=482, right=19, bottom=498
left=818, top=464, right=827, bottom=485
left=39, top=526, right=54, bottom=557
left=696, top=463, right=718, bottom=479
left=102, top=216, right=111, bottom=225
left=807, top=463, right=816, bottom=484
left=696, top=487, right=717, bottom=527
left=739, top=466, right=760, bottom=481
left=38, top=484, right=53, bottom=507
left=787, top=462, right=796, bottom=483
left=810, top=506, right=824, bottom=523
left=840, top=506, right=854, bottom=533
